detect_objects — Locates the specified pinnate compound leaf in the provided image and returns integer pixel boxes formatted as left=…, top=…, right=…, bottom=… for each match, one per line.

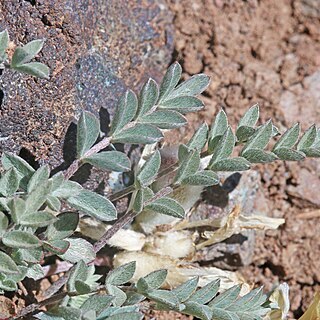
left=210, top=157, right=251, bottom=172
left=147, top=289, right=180, bottom=308
left=139, top=110, right=187, bottom=129
left=80, top=294, right=114, bottom=315
left=46, top=212, right=79, bottom=241
left=77, top=111, right=100, bottom=158
left=145, top=197, right=185, bottom=218
left=59, top=238, right=95, bottom=263
left=182, top=170, right=219, bottom=186
left=110, top=90, right=138, bottom=135
left=297, top=124, right=317, bottom=151
left=158, top=96, right=204, bottom=114
left=67, top=189, right=117, bottom=222
left=27, top=165, right=50, bottom=193
left=174, top=150, right=200, bottom=184
left=106, top=261, right=136, bottom=286
left=209, top=127, right=235, bottom=166
left=136, top=150, right=161, bottom=188
left=19, top=210, right=57, bottom=227
left=11, top=39, right=44, bottom=66
left=184, top=301, right=213, bottom=320
left=2, top=230, right=41, bottom=249
left=301, top=148, right=320, bottom=157
left=209, top=285, right=242, bottom=309
left=241, top=120, right=273, bottom=154
left=158, top=62, right=182, bottom=102
left=0, top=251, right=19, bottom=275
left=186, top=123, right=208, bottom=151
left=188, top=279, right=220, bottom=304
left=83, top=151, right=131, bottom=172
left=273, top=148, right=305, bottom=161
left=0, top=29, right=9, bottom=57
left=0, top=168, right=19, bottom=197
left=2, top=152, right=35, bottom=188
left=242, top=149, right=278, bottom=163
left=137, top=78, right=159, bottom=118
left=112, top=123, right=163, bottom=144
left=273, top=123, right=300, bottom=150
left=168, top=74, right=210, bottom=99
left=172, top=277, right=199, bottom=303
left=14, top=62, right=49, bottom=79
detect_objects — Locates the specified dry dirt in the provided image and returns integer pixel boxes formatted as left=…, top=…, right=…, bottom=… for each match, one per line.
left=166, top=0, right=320, bottom=318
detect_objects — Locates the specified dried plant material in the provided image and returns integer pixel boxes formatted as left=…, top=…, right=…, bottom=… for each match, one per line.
left=299, top=292, right=320, bottom=320
left=113, top=251, right=249, bottom=293
left=265, top=283, right=290, bottom=320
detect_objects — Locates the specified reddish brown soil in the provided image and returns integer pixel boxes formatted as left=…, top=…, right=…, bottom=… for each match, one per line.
left=167, top=0, right=320, bottom=318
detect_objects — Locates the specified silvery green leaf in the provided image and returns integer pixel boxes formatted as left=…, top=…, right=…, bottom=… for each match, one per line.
left=138, top=269, right=167, bottom=290
left=133, top=189, right=144, bottom=213
left=158, top=62, right=182, bottom=102
left=148, top=289, right=180, bottom=308
left=68, top=260, right=88, bottom=292
left=11, top=39, right=44, bottom=66
left=5, top=266, right=27, bottom=283
left=50, top=172, right=64, bottom=191
left=82, top=310, right=96, bottom=320
left=241, top=120, right=273, bottom=154
left=209, top=127, right=235, bottom=166
left=184, top=301, right=213, bottom=320
left=83, top=151, right=131, bottom=172
left=0, top=276, right=17, bottom=292
left=77, top=111, right=100, bottom=158
left=174, top=150, right=200, bottom=184
left=67, top=189, right=117, bottom=222
left=59, top=238, right=95, bottom=263
left=139, top=110, right=187, bottom=129
left=208, top=109, right=228, bottom=152
left=107, top=284, right=127, bottom=306
left=14, top=247, right=43, bottom=263
left=105, top=312, right=144, bottom=320
left=106, top=261, right=136, bottom=286
left=75, top=280, right=91, bottom=295
left=0, top=168, right=19, bottom=197
left=210, top=157, right=251, bottom=172
left=136, top=150, right=161, bottom=188
left=172, top=277, right=199, bottom=303
left=297, top=124, right=317, bottom=151
left=46, top=196, right=61, bottom=211
left=272, top=124, right=280, bottom=137
left=0, top=30, right=9, bottom=57
left=0, top=198, right=9, bottom=212
left=0, top=211, right=8, bottom=237
left=136, top=78, right=159, bottom=118
left=237, top=104, right=259, bottom=129
left=2, top=152, right=35, bottom=189
left=43, top=240, right=70, bottom=255
left=209, top=285, right=241, bottom=308
left=158, top=96, right=204, bottom=114
left=110, top=90, right=138, bottom=135
left=186, top=123, right=208, bottom=151
left=112, top=123, right=163, bottom=144
left=178, top=144, right=191, bottom=160
left=188, top=279, right=220, bottom=304
left=9, top=197, right=26, bottom=224
left=145, top=197, right=185, bottom=218
left=228, top=287, right=264, bottom=312
left=0, top=251, right=19, bottom=275
left=242, top=149, right=278, bottom=163
left=46, top=212, right=79, bottom=240
left=48, top=306, right=81, bottom=320
left=51, top=180, right=82, bottom=199
left=19, top=210, right=57, bottom=227
left=273, top=123, right=300, bottom=150
left=210, top=308, right=235, bottom=320
left=124, top=292, right=146, bottom=306
left=27, top=165, right=50, bottom=193
left=14, top=62, right=49, bottom=79
left=80, top=294, right=114, bottom=315
left=273, top=148, right=305, bottom=161
left=235, top=126, right=256, bottom=143
left=168, top=74, right=210, bottom=99
left=3, top=230, right=41, bottom=249
left=25, top=180, right=52, bottom=213
left=26, top=263, right=44, bottom=280
left=301, top=148, right=320, bottom=157
left=182, top=170, right=219, bottom=186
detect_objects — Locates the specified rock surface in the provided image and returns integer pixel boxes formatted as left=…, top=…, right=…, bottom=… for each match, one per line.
left=0, top=0, right=173, bottom=167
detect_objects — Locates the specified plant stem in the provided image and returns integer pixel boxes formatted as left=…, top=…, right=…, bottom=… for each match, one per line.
left=64, top=136, right=111, bottom=180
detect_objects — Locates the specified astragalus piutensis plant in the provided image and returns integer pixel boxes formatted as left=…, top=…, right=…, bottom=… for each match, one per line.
left=0, top=29, right=320, bottom=320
